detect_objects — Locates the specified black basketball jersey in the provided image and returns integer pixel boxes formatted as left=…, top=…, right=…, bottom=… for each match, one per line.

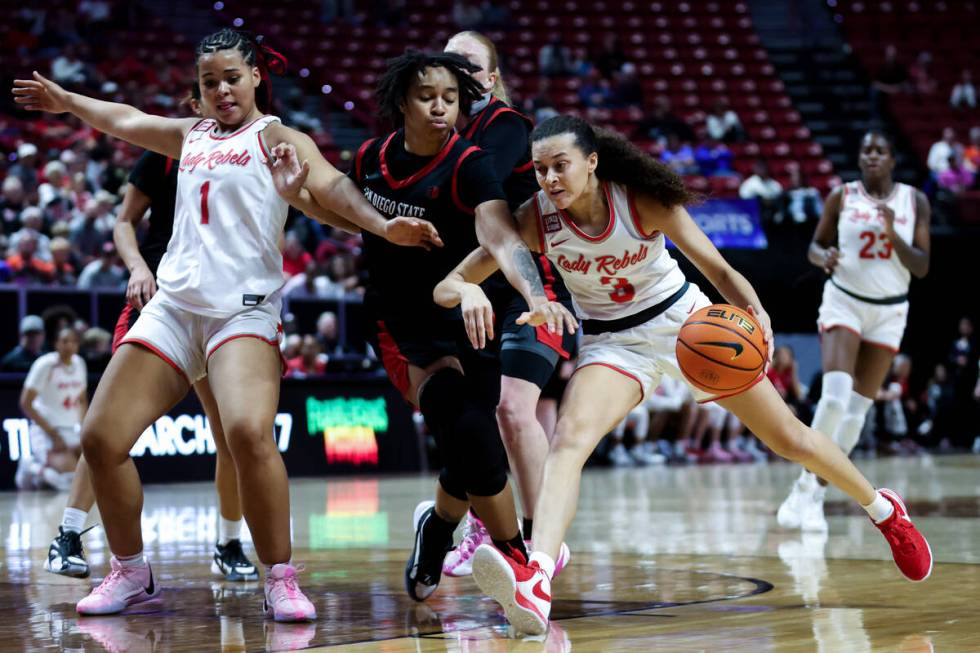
left=351, top=129, right=505, bottom=315
left=127, top=150, right=177, bottom=276
left=460, top=98, right=572, bottom=309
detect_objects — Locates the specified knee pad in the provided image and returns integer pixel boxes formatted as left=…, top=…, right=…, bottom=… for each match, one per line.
left=811, top=371, right=853, bottom=437
left=457, top=403, right=509, bottom=497
left=418, top=367, right=467, bottom=439
left=438, top=468, right=468, bottom=502
left=836, top=392, right=874, bottom=454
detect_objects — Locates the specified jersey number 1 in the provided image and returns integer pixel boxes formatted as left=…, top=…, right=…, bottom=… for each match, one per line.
left=200, top=181, right=212, bottom=225
left=601, top=276, right=636, bottom=303
left=858, top=231, right=893, bottom=259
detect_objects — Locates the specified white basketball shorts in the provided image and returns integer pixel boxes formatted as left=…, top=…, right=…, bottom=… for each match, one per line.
left=817, top=282, right=909, bottom=353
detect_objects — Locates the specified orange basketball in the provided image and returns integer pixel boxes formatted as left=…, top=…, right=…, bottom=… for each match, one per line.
left=676, top=304, right=768, bottom=395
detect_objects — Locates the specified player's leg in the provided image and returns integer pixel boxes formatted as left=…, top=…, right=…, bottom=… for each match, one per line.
left=207, top=336, right=315, bottom=621
left=45, top=454, right=96, bottom=578
left=720, top=378, right=932, bottom=581
left=496, top=375, right=547, bottom=523
left=195, top=377, right=258, bottom=582
left=76, top=343, right=189, bottom=614
left=471, top=364, right=641, bottom=635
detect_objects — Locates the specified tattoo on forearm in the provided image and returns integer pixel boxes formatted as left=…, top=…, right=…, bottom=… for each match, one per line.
left=513, top=243, right=545, bottom=298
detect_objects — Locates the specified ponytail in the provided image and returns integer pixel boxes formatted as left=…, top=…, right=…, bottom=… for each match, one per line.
left=531, top=115, right=699, bottom=207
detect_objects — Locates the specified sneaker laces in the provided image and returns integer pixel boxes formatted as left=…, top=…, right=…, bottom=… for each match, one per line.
left=268, top=565, right=306, bottom=602
left=458, top=519, right=487, bottom=555
left=56, top=524, right=97, bottom=556
left=882, top=518, right=919, bottom=555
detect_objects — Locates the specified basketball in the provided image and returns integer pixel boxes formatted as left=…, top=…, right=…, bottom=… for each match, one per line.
left=676, top=304, right=767, bottom=395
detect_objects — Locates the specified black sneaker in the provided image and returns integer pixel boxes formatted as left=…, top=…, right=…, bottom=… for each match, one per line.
left=45, top=526, right=90, bottom=578
left=405, top=501, right=453, bottom=602
left=212, top=539, right=259, bottom=581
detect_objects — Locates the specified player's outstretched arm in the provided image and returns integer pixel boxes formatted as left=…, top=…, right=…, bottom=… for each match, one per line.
left=433, top=247, right=501, bottom=308
left=262, top=124, right=443, bottom=249
left=13, top=72, right=195, bottom=159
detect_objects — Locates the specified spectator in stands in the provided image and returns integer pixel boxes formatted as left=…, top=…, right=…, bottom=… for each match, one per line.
left=1, top=315, right=45, bottom=372
left=937, top=155, right=974, bottom=195
left=38, top=161, right=70, bottom=209
left=10, top=207, right=52, bottom=261
left=51, top=44, right=90, bottom=87
left=282, top=231, right=313, bottom=279
left=909, top=51, right=937, bottom=95
left=9, top=143, right=39, bottom=191
left=593, top=34, right=628, bottom=79
left=316, top=310, right=346, bottom=357
left=0, top=177, right=28, bottom=234
left=876, top=354, right=920, bottom=454
left=284, top=91, right=324, bottom=134
left=77, top=241, right=124, bottom=289
left=633, top=96, right=694, bottom=145
left=870, top=44, right=907, bottom=119
left=782, top=163, right=822, bottom=224
left=525, top=77, right=559, bottom=123
left=69, top=198, right=108, bottom=264
left=927, top=127, right=960, bottom=175
left=965, top=126, right=980, bottom=173
left=950, top=69, right=976, bottom=109
left=660, top=133, right=697, bottom=175
left=285, top=335, right=327, bottom=378
left=694, top=137, right=736, bottom=177
left=80, top=326, right=112, bottom=373
left=611, top=63, right=643, bottom=108
left=49, top=237, right=77, bottom=286
left=7, top=234, right=54, bottom=285
left=538, top=36, right=575, bottom=77
left=767, top=345, right=810, bottom=421
left=282, top=333, right=302, bottom=361
left=477, top=1, right=510, bottom=29
left=739, top=160, right=783, bottom=223
left=578, top=70, right=614, bottom=109
left=452, top=0, right=483, bottom=29
left=706, top=99, right=744, bottom=143
left=949, top=317, right=977, bottom=447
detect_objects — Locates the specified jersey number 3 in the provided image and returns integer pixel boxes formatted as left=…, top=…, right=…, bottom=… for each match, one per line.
left=601, top=276, right=636, bottom=303
left=199, top=181, right=212, bottom=225
left=858, top=231, right=893, bottom=259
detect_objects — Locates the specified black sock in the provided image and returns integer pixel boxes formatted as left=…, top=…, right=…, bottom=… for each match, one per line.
left=522, top=517, right=533, bottom=542
left=423, top=510, right=459, bottom=549
left=492, top=533, right=528, bottom=561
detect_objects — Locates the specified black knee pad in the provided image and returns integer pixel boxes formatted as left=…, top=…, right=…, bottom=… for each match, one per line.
left=456, top=403, right=509, bottom=497
left=419, top=368, right=470, bottom=482
left=438, top=468, right=468, bottom=501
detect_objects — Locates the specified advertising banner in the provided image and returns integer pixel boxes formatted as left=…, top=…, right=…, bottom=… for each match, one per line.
left=681, top=198, right=768, bottom=249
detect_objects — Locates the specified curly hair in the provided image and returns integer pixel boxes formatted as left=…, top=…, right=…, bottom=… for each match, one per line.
left=195, top=28, right=287, bottom=113
left=530, top=115, right=699, bottom=207
left=374, top=51, right=484, bottom=127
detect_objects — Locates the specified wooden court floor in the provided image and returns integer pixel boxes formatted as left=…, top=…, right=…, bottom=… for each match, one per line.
left=2, top=455, right=978, bottom=651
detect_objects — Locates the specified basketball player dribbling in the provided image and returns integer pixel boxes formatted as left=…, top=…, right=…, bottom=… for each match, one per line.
left=13, top=28, right=442, bottom=620
left=44, top=87, right=258, bottom=583
left=271, top=51, right=576, bottom=605
left=436, top=116, right=933, bottom=635
left=778, top=131, right=930, bottom=532
left=434, top=31, right=578, bottom=578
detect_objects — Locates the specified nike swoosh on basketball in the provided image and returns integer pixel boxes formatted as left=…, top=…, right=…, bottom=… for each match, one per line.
left=699, top=340, right=744, bottom=359
left=550, top=238, right=569, bottom=248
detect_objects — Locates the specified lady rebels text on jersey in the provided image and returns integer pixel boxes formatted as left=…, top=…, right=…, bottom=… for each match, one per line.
left=158, top=116, right=289, bottom=317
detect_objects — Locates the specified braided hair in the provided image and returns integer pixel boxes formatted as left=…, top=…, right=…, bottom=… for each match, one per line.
left=531, top=115, right=699, bottom=207
left=195, top=28, right=287, bottom=113
left=374, top=51, right=484, bottom=127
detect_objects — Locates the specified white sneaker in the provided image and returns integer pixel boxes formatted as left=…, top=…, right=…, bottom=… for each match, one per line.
left=801, top=485, right=828, bottom=532
left=41, top=467, right=73, bottom=492
left=630, top=442, right=666, bottom=466
left=608, top=443, right=633, bottom=467
left=777, top=473, right=815, bottom=529
left=442, top=512, right=489, bottom=577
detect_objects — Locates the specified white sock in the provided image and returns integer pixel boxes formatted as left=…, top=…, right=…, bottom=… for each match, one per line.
left=834, top=392, right=874, bottom=455
left=529, top=551, right=556, bottom=579
left=218, top=517, right=243, bottom=545
left=862, top=491, right=894, bottom=523
left=61, top=507, right=88, bottom=534
left=116, top=551, right=147, bottom=568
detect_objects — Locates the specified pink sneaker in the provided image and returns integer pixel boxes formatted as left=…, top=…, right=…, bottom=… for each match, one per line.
left=705, top=444, right=734, bottom=463
left=264, top=621, right=318, bottom=652
left=873, top=489, right=933, bottom=582
left=76, top=616, right=155, bottom=653
left=264, top=563, right=316, bottom=622
left=472, top=543, right=550, bottom=636
left=442, top=512, right=490, bottom=577
left=76, top=557, right=160, bottom=615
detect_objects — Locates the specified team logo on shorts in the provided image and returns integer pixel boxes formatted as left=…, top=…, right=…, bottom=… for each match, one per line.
left=543, top=212, right=561, bottom=233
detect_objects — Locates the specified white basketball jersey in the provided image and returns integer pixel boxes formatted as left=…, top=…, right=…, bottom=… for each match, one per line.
left=833, top=181, right=917, bottom=299
left=158, top=115, right=289, bottom=317
left=535, top=181, right=686, bottom=320
left=24, top=353, right=87, bottom=428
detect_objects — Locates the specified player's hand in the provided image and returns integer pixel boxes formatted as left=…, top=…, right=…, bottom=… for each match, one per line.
left=126, top=262, right=157, bottom=311
left=268, top=142, right=309, bottom=199
left=822, top=246, right=842, bottom=274
left=459, top=284, right=494, bottom=349
left=385, top=217, right=444, bottom=250
left=47, top=429, right=66, bottom=452
left=516, top=300, right=578, bottom=336
left=12, top=71, right=71, bottom=113
left=746, top=304, right=774, bottom=370
left=877, top=203, right=896, bottom=235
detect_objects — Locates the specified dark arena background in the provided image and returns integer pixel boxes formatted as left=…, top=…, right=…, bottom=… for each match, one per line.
left=0, top=1, right=978, bottom=651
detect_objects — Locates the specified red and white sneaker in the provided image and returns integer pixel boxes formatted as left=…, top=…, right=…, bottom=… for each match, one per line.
left=472, top=543, right=550, bottom=636
left=76, top=557, right=161, bottom=615
left=264, top=563, right=316, bottom=622
left=529, top=540, right=571, bottom=580
left=442, top=512, right=490, bottom=577
left=873, top=489, right=933, bottom=582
